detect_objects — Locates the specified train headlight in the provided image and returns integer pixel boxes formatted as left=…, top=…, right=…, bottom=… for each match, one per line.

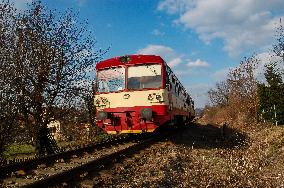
left=120, top=56, right=131, bottom=63
left=102, top=97, right=108, bottom=104
left=140, top=108, right=152, bottom=121
left=95, top=99, right=100, bottom=106
left=147, top=94, right=154, bottom=101
left=156, top=94, right=162, bottom=101
left=97, top=111, right=107, bottom=120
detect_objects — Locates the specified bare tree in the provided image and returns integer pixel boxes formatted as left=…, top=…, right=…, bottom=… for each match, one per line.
left=208, top=81, right=230, bottom=107
left=206, top=55, right=259, bottom=126
left=273, top=19, right=284, bottom=66
left=202, top=21, right=284, bottom=127
left=2, top=1, right=104, bottom=155
left=82, top=82, right=97, bottom=127
left=0, top=0, right=19, bottom=162
left=227, top=56, right=259, bottom=123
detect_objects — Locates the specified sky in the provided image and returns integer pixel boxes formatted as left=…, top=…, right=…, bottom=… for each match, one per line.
left=12, top=0, right=284, bottom=108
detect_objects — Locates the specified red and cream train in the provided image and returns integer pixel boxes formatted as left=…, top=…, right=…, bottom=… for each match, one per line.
left=94, top=55, right=194, bottom=134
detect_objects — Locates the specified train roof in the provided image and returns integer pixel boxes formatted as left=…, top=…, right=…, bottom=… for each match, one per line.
left=96, top=55, right=164, bottom=70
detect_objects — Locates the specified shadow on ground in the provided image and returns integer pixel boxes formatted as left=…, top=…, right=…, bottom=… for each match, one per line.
left=170, top=123, right=250, bottom=149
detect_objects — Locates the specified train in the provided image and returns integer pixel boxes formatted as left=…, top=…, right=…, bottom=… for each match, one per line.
left=94, top=55, right=195, bottom=134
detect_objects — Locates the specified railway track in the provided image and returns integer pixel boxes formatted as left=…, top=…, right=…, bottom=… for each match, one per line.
left=0, top=134, right=152, bottom=187
left=23, top=135, right=161, bottom=188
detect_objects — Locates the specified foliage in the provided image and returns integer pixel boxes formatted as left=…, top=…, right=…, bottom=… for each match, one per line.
left=257, top=20, right=284, bottom=125
left=258, top=64, right=284, bottom=124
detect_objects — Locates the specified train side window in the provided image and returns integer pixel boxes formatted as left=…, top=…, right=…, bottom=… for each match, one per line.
left=175, top=85, right=178, bottom=94
left=171, top=76, right=175, bottom=84
left=178, top=86, right=181, bottom=95
left=166, top=65, right=172, bottom=75
left=186, top=97, right=190, bottom=105
left=167, top=83, right=172, bottom=91
left=165, top=67, right=170, bottom=85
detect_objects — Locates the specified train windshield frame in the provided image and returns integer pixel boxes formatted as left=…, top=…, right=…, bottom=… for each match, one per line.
left=127, top=64, right=162, bottom=90
left=97, top=67, right=125, bottom=93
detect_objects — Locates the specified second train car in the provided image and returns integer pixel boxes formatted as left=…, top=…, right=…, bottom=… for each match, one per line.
left=94, top=55, right=194, bottom=134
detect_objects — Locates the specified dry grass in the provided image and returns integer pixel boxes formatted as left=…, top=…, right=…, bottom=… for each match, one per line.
left=90, top=122, right=284, bottom=187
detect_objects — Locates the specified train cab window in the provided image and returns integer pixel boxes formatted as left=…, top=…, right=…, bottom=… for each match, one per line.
left=128, top=64, right=162, bottom=90
left=97, top=67, right=125, bottom=93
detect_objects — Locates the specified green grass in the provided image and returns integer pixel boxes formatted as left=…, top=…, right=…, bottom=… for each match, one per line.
left=3, top=143, right=36, bottom=159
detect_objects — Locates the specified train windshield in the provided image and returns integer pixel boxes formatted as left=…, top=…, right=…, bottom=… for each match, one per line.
left=128, top=64, right=162, bottom=90
left=97, top=67, right=125, bottom=92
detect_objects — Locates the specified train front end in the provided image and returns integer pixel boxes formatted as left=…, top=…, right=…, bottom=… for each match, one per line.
left=94, top=55, right=170, bottom=134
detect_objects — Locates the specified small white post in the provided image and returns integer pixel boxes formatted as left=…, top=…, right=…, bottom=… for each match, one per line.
left=274, top=104, right=278, bottom=126
left=262, top=109, right=265, bottom=123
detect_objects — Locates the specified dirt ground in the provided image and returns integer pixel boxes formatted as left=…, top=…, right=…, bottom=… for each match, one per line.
left=89, top=122, right=284, bottom=187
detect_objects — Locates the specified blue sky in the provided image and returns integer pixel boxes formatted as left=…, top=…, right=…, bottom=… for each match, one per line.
left=14, top=0, right=284, bottom=108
